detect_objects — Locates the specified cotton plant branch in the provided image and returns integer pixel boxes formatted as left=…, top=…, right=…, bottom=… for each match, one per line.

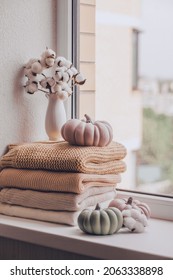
left=24, top=48, right=86, bottom=101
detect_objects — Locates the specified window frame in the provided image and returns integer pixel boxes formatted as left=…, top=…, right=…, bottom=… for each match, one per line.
left=132, top=28, right=140, bottom=91
left=56, top=0, right=80, bottom=119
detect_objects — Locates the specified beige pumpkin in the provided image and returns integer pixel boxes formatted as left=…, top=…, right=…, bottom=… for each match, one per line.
left=61, top=114, right=113, bottom=146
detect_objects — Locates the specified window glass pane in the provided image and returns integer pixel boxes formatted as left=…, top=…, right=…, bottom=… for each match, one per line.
left=94, top=0, right=173, bottom=197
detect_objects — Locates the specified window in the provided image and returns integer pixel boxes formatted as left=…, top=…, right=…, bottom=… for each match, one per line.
left=132, top=29, right=140, bottom=91
left=57, top=0, right=80, bottom=119
left=78, top=0, right=173, bottom=220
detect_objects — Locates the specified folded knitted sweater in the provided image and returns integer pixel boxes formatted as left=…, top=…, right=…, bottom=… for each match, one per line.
left=0, top=201, right=111, bottom=226
left=0, top=141, right=126, bottom=174
left=0, top=202, right=79, bottom=226
left=0, top=168, right=121, bottom=194
left=0, top=186, right=116, bottom=211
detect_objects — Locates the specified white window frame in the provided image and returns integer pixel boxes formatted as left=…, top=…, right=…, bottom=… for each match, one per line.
left=57, top=0, right=79, bottom=120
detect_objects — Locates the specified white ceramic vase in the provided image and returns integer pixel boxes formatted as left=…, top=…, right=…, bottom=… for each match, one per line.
left=45, top=93, right=66, bottom=141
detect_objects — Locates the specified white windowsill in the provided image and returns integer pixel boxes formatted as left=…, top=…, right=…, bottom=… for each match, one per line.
left=0, top=214, right=173, bottom=259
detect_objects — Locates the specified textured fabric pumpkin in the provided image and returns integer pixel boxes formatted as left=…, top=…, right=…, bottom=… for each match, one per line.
left=61, top=114, right=113, bottom=147
left=77, top=204, right=123, bottom=235
left=109, top=197, right=151, bottom=219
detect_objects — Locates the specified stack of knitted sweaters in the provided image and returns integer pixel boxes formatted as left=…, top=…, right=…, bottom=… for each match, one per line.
left=0, top=141, right=126, bottom=225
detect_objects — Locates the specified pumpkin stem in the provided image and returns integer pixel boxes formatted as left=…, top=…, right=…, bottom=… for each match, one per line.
left=95, top=203, right=101, bottom=210
left=84, top=114, right=93, bottom=123
left=127, top=197, right=133, bottom=205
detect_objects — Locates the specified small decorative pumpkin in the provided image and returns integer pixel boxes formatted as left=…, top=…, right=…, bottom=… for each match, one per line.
left=77, top=204, right=123, bottom=235
left=61, top=114, right=113, bottom=147
left=109, top=197, right=151, bottom=219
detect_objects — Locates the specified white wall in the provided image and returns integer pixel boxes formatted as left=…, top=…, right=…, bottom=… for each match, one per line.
left=139, top=0, right=173, bottom=79
left=0, top=0, right=57, bottom=156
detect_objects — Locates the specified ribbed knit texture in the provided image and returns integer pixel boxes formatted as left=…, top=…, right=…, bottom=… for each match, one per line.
left=0, top=187, right=116, bottom=211
left=0, top=201, right=112, bottom=226
left=0, top=202, right=79, bottom=226
left=0, top=168, right=121, bottom=194
left=0, top=141, right=126, bottom=174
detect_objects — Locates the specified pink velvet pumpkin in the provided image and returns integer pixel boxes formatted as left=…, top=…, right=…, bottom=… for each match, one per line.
left=61, top=114, right=113, bottom=146
left=109, top=197, right=151, bottom=219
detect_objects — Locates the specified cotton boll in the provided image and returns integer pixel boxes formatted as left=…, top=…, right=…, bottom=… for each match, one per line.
left=62, top=83, right=72, bottom=95
left=131, top=221, right=145, bottom=233
left=24, top=68, right=32, bottom=77
left=61, top=72, right=70, bottom=83
left=25, top=81, right=38, bottom=94
left=132, top=209, right=144, bottom=219
left=31, top=61, right=43, bottom=74
left=40, top=57, right=55, bottom=69
left=47, top=77, right=56, bottom=87
left=39, top=57, right=47, bottom=68
left=55, top=66, right=67, bottom=74
left=56, top=56, right=67, bottom=67
left=29, top=74, right=38, bottom=83
left=40, top=78, right=49, bottom=89
left=25, top=58, right=37, bottom=69
left=63, top=59, right=72, bottom=68
left=74, top=73, right=86, bottom=85
left=40, top=77, right=55, bottom=90
left=54, top=71, right=63, bottom=81
left=45, top=57, right=55, bottom=67
left=123, top=217, right=136, bottom=230
left=54, top=67, right=67, bottom=81
left=123, top=217, right=145, bottom=233
left=122, top=209, right=148, bottom=227
left=67, top=68, right=74, bottom=79
left=70, top=66, right=78, bottom=76
left=40, top=48, right=56, bottom=68
left=122, top=209, right=132, bottom=217
left=53, top=83, right=62, bottom=93
left=41, top=48, right=56, bottom=59
left=57, top=57, right=72, bottom=68
left=24, top=68, right=37, bottom=80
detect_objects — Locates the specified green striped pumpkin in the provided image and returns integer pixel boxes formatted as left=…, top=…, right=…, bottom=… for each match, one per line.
left=77, top=204, right=123, bottom=235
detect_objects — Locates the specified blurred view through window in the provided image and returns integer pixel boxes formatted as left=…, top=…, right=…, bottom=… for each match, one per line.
left=95, top=0, right=173, bottom=196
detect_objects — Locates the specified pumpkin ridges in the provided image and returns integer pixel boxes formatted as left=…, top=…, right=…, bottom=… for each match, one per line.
left=61, top=119, right=79, bottom=144
left=74, top=122, right=86, bottom=146
left=95, top=122, right=110, bottom=147
left=84, top=123, right=95, bottom=146
left=93, top=125, right=100, bottom=146
left=77, top=209, right=89, bottom=233
left=101, top=121, right=113, bottom=146
left=108, top=207, right=123, bottom=231
left=100, top=210, right=111, bottom=235
left=94, top=120, right=113, bottom=146
left=90, top=210, right=101, bottom=234
left=105, top=208, right=119, bottom=234
left=83, top=211, right=93, bottom=233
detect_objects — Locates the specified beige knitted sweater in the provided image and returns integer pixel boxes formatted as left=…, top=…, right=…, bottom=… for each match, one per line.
left=0, top=168, right=121, bottom=194
left=0, top=141, right=126, bottom=174
left=0, top=186, right=116, bottom=211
